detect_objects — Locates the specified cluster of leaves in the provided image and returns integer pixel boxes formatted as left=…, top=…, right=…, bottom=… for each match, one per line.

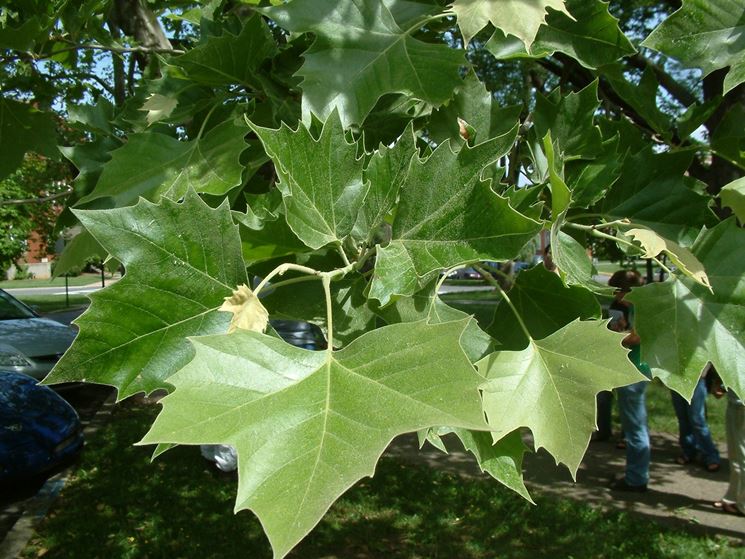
left=1, top=0, right=744, bottom=557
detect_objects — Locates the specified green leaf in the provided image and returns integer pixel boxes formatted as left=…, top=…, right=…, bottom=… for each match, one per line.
left=533, top=81, right=602, bottom=160
left=140, top=94, right=178, bottom=126
left=249, top=111, right=368, bottom=250
left=550, top=224, right=610, bottom=293
left=710, top=103, right=745, bottom=171
left=425, top=428, right=533, bottom=502
left=172, top=15, right=277, bottom=88
left=141, top=320, right=488, bottom=558
left=543, top=132, right=571, bottom=217
left=0, top=14, right=51, bottom=51
left=477, top=319, right=647, bottom=475
left=721, top=177, right=745, bottom=221
left=235, top=211, right=309, bottom=266
left=452, top=0, right=571, bottom=49
left=261, top=276, right=378, bottom=347
left=625, top=228, right=711, bottom=290
left=264, top=0, right=465, bottom=126
left=642, top=0, right=745, bottom=94
left=565, top=137, right=623, bottom=209
left=486, top=265, right=600, bottom=349
left=597, top=148, right=715, bottom=243
left=0, top=98, right=58, bottom=180
left=604, top=66, right=671, bottom=135
left=353, top=125, right=416, bottom=244
left=77, top=118, right=248, bottom=208
left=628, top=220, right=745, bottom=399
left=374, top=280, right=494, bottom=362
left=428, top=70, right=523, bottom=147
left=369, top=130, right=541, bottom=305
left=45, top=191, right=247, bottom=398
left=68, top=98, right=116, bottom=136
left=52, top=230, right=109, bottom=278
left=486, top=0, right=635, bottom=69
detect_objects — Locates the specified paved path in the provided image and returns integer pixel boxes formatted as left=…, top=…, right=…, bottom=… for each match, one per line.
left=386, top=431, right=745, bottom=541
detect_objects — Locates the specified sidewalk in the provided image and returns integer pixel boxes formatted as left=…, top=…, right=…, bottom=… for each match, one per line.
left=386, top=430, right=745, bottom=541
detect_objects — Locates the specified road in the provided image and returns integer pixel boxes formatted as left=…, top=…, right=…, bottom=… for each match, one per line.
left=4, top=284, right=106, bottom=297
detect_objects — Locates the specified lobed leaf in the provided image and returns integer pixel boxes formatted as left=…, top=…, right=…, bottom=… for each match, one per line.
left=141, top=320, right=488, bottom=558
left=628, top=220, right=745, bottom=400
left=45, top=191, right=247, bottom=398
left=477, top=319, right=647, bottom=476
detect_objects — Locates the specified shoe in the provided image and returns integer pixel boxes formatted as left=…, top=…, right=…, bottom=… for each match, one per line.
left=675, top=455, right=692, bottom=466
left=615, top=439, right=626, bottom=450
left=713, top=501, right=744, bottom=516
left=609, top=477, right=647, bottom=493
left=706, top=462, right=721, bottom=473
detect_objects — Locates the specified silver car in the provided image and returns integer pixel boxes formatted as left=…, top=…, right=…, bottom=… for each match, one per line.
left=0, top=289, right=76, bottom=380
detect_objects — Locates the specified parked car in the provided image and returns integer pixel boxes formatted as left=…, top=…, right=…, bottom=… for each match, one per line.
left=0, top=289, right=77, bottom=380
left=271, top=319, right=324, bottom=350
left=0, top=371, right=84, bottom=482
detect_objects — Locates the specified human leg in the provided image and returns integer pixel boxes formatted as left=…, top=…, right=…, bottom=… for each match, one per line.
left=616, top=380, right=650, bottom=487
left=687, top=378, right=720, bottom=467
left=670, top=388, right=696, bottom=461
left=722, top=393, right=745, bottom=514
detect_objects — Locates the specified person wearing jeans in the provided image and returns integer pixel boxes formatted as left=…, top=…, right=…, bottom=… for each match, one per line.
left=670, top=377, right=720, bottom=471
left=606, top=270, right=650, bottom=493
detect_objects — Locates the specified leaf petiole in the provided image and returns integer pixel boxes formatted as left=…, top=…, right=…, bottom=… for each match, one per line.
left=473, top=264, right=532, bottom=342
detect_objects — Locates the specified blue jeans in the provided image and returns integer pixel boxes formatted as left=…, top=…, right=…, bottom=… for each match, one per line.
left=671, top=378, right=720, bottom=466
left=617, top=380, right=650, bottom=486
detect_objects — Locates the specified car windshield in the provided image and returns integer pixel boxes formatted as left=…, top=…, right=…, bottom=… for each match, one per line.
left=0, top=290, right=35, bottom=320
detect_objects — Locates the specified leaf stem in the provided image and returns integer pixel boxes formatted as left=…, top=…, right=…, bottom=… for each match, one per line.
left=335, top=242, right=351, bottom=267
left=473, top=264, right=532, bottom=342
left=322, top=274, right=333, bottom=353
left=254, top=263, right=323, bottom=296
left=197, top=103, right=220, bottom=140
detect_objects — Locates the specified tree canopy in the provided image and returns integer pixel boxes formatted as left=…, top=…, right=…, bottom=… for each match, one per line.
left=1, top=1, right=743, bottom=556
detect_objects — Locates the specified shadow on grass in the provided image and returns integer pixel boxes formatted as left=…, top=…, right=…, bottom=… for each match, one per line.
left=20, top=403, right=739, bottom=559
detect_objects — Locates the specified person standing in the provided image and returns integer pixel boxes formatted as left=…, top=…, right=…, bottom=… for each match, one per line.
left=711, top=373, right=745, bottom=516
left=607, top=270, right=651, bottom=493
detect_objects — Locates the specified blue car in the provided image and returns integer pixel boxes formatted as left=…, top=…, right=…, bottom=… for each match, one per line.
left=0, top=371, right=84, bottom=482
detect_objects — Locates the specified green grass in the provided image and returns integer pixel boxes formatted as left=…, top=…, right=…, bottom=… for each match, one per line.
left=16, top=294, right=90, bottom=314
left=0, top=274, right=108, bottom=289
left=20, top=402, right=741, bottom=559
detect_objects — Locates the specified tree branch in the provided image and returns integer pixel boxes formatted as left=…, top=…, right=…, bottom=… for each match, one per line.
left=626, top=54, right=698, bottom=107
left=1, top=190, right=73, bottom=206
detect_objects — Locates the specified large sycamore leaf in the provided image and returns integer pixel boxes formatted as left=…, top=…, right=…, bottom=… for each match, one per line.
left=452, top=0, right=571, bottom=50
left=627, top=220, right=745, bottom=400
left=78, top=118, right=248, bottom=208
left=249, top=112, right=367, bottom=250
left=141, top=320, right=488, bottom=558
left=369, top=130, right=542, bottom=305
left=264, top=0, right=464, bottom=126
left=0, top=98, right=58, bottom=180
left=172, top=15, right=277, bottom=88
left=487, top=265, right=600, bottom=350
left=45, top=192, right=247, bottom=398
left=597, top=148, right=715, bottom=244
left=486, top=0, right=635, bottom=69
left=642, top=0, right=745, bottom=94
left=477, top=320, right=646, bottom=475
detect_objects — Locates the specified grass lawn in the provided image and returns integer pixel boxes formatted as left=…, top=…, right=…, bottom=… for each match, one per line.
left=15, top=294, right=90, bottom=314
left=0, top=274, right=108, bottom=289
left=20, top=401, right=741, bottom=559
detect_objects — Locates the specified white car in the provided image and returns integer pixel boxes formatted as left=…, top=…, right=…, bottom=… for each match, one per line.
left=0, top=289, right=76, bottom=380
